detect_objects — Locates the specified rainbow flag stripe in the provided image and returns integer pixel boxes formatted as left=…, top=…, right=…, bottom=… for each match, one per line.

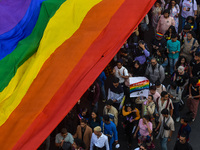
left=156, top=32, right=163, bottom=37
left=130, top=80, right=149, bottom=93
left=0, top=0, right=156, bottom=149
left=196, top=79, right=200, bottom=86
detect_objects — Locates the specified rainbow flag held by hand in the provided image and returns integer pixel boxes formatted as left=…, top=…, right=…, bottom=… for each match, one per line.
left=129, top=77, right=150, bottom=98
left=0, top=0, right=156, bottom=149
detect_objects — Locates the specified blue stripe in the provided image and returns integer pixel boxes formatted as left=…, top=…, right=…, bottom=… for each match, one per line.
left=0, top=0, right=45, bottom=60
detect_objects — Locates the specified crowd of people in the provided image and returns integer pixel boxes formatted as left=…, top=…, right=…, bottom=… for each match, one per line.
left=39, top=0, right=200, bottom=150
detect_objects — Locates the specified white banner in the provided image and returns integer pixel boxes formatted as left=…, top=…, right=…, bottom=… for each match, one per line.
left=129, top=77, right=149, bottom=98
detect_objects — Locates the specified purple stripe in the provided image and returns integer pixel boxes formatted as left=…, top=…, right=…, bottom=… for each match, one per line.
left=0, top=0, right=32, bottom=35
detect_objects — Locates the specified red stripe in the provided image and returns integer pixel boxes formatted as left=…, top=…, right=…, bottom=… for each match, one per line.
left=14, top=0, right=156, bottom=149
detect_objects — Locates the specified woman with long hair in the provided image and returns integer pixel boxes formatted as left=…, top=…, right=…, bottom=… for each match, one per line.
left=122, top=103, right=140, bottom=149
left=174, top=56, right=189, bottom=73
left=88, top=111, right=101, bottom=130
left=165, top=0, right=180, bottom=32
left=164, top=25, right=177, bottom=41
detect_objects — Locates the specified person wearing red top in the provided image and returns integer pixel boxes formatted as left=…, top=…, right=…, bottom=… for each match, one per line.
left=177, top=116, right=191, bottom=142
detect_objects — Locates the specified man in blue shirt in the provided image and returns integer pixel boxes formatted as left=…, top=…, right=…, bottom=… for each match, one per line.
left=101, top=115, right=118, bottom=150
left=167, top=34, right=181, bottom=75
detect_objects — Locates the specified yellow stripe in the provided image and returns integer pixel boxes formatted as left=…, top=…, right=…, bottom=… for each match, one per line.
left=0, top=0, right=102, bottom=126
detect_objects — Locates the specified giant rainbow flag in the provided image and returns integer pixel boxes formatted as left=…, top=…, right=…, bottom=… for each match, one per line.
left=0, top=0, right=156, bottom=149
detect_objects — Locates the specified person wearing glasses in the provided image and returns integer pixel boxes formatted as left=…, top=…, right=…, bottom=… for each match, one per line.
left=145, top=58, right=165, bottom=85
left=55, top=128, right=74, bottom=150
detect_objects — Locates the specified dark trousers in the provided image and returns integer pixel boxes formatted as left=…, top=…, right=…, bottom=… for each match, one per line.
left=93, top=145, right=106, bottom=150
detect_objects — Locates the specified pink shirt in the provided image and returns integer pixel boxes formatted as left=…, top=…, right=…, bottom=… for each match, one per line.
left=149, top=91, right=160, bottom=102
left=138, top=119, right=152, bottom=136
left=156, top=15, right=175, bottom=34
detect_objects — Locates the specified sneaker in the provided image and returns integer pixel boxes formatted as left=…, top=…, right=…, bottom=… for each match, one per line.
left=176, top=117, right=180, bottom=122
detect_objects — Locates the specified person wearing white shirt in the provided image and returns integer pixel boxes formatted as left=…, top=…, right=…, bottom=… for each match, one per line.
left=113, top=60, right=129, bottom=85
left=90, top=126, right=109, bottom=150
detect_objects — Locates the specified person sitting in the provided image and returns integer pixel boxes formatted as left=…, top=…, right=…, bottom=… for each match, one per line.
left=55, top=128, right=74, bottom=150
left=174, top=133, right=193, bottom=150
left=90, top=126, right=109, bottom=150
left=134, top=115, right=153, bottom=149
left=103, top=100, right=118, bottom=126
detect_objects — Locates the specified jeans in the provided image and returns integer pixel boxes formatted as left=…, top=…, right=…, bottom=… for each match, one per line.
left=161, top=59, right=168, bottom=71
left=160, top=137, right=168, bottom=150
left=169, top=58, right=178, bottom=75
left=109, top=137, right=115, bottom=150
left=101, top=85, right=106, bottom=100
left=181, top=17, right=186, bottom=31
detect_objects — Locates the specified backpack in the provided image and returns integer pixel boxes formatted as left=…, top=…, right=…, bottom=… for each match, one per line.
left=191, top=38, right=197, bottom=51
left=156, top=97, right=170, bottom=112
left=147, top=64, right=161, bottom=82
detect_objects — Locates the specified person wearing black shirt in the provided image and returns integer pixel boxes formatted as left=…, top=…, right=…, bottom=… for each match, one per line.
left=173, top=66, right=189, bottom=89
left=154, top=48, right=168, bottom=71
left=187, top=77, right=200, bottom=121
left=151, top=33, right=167, bottom=55
left=131, top=60, right=145, bottom=77
left=190, top=51, right=200, bottom=78
left=174, top=133, right=193, bottom=150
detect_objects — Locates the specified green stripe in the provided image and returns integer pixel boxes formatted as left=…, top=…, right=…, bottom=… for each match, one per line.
left=0, top=0, right=66, bottom=92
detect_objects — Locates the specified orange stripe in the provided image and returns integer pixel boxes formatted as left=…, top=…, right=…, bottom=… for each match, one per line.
left=14, top=0, right=155, bottom=149
left=0, top=0, right=124, bottom=149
